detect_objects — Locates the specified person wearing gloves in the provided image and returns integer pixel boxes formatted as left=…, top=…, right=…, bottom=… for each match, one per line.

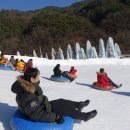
left=11, top=68, right=97, bottom=123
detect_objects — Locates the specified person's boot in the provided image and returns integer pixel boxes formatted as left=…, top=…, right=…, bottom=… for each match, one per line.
left=116, top=84, right=122, bottom=88
left=69, top=78, right=74, bottom=82
left=83, top=110, right=97, bottom=122
left=77, top=100, right=90, bottom=111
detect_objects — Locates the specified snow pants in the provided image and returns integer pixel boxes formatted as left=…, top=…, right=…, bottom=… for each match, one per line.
left=108, top=77, right=118, bottom=88
left=50, top=98, right=88, bottom=120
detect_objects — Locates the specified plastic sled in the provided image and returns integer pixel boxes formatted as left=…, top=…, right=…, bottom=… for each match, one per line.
left=10, top=109, right=73, bottom=130
left=0, top=64, right=13, bottom=70
left=93, top=82, right=114, bottom=91
left=50, top=75, right=69, bottom=82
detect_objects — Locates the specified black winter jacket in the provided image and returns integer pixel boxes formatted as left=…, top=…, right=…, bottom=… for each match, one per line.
left=53, top=67, right=62, bottom=76
left=11, top=76, right=56, bottom=122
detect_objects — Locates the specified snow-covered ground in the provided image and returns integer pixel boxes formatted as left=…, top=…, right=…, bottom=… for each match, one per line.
left=0, top=56, right=130, bottom=130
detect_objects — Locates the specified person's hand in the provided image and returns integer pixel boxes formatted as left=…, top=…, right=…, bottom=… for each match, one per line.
left=56, top=115, right=65, bottom=124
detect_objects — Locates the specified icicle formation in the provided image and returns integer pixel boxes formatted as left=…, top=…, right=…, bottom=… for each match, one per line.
left=99, top=39, right=106, bottom=58
left=32, top=36, right=121, bottom=59
left=67, top=44, right=73, bottom=59
left=59, top=47, right=64, bottom=60
left=16, top=51, right=21, bottom=56
left=89, top=47, right=98, bottom=58
left=106, top=37, right=116, bottom=58
left=39, top=46, right=43, bottom=58
left=86, top=40, right=92, bottom=58
left=115, top=43, right=121, bottom=58
left=75, top=43, right=87, bottom=59
left=33, top=49, right=38, bottom=57
left=51, top=48, right=56, bottom=59
left=75, top=42, right=80, bottom=59
left=81, top=48, right=87, bottom=59
left=45, top=53, right=48, bottom=59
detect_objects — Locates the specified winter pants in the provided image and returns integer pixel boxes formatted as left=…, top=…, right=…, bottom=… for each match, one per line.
left=62, top=71, right=74, bottom=81
left=50, top=98, right=88, bottom=120
left=108, top=77, right=118, bottom=88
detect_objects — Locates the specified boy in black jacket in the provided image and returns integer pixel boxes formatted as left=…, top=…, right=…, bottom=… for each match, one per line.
left=11, top=68, right=97, bottom=123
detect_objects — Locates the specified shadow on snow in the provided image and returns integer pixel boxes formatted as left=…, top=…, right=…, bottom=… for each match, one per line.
left=76, top=82, right=94, bottom=89
left=0, top=102, right=17, bottom=130
left=41, top=76, right=51, bottom=81
left=111, top=91, right=130, bottom=97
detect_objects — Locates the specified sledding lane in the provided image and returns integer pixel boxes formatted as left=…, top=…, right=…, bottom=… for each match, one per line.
left=0, top=63, right=130, bottom=130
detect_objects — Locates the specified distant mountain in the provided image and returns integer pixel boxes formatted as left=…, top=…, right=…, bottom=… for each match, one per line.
left=0, top=0, right=129, bottom=57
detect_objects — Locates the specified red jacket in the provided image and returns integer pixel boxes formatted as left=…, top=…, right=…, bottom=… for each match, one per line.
left=93, top=72, right=113, bottom=90
left=97, top=72, right=110, bottom=85
left=69, top=68, right=77, bottom=75
left=26, top=61, right=33, bottom=70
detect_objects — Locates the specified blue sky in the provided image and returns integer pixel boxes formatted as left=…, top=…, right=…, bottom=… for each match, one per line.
left=0, top=0, right=82, bottom=11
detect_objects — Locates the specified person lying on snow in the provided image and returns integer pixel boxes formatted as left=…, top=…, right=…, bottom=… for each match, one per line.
left=11, top=68, right=97, bottom=124
left=95, top=68, right=122, bottom=89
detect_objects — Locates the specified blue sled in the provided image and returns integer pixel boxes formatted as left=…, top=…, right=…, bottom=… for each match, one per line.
left=51, top=75, right=69, bottom=82
left=0, top=64, right=13, bottom=70
left=10, top=109, right=73, bottom=130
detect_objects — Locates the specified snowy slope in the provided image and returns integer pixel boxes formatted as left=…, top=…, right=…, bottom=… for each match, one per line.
left=0, top=57, right=130, bottom=130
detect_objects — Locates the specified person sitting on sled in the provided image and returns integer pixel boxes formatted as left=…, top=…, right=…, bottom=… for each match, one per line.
left=63, top=66, right=77, bottom=82
left=0, top=54, right=9, bottom=65
left=68, top=66, right=77, bottom=79
left=53, top=64, right=63, bottom=77
left=94, top=68, right=122, bottom=89
left=53, top=65, right=77, bottom=82
left=11, top=68, right=97, bottom=124
left=26, top=59, right=33, bottom=71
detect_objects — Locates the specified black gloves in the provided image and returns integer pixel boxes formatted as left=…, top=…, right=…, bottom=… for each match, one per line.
left=56, top=115, right=65, bottom=124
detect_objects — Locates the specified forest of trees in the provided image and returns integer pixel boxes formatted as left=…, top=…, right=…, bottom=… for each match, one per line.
left=0, top=0, right=129, bottom=58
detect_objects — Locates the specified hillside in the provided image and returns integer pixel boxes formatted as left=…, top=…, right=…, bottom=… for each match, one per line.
left=0, top=0, right=129, bottom=57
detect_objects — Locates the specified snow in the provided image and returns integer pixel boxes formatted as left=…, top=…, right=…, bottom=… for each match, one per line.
left=1, top=56, right=130, bottom=130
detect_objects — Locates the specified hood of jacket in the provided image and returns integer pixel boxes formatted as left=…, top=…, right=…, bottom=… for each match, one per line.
left=96, top=72, right=107, bottom=75
left=11, top=75, right=35, bottom=94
